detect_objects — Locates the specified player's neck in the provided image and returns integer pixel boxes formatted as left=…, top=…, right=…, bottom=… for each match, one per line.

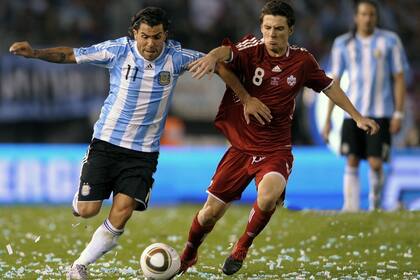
left=357, top=29, right=375, bottom=38
left=265, top=45, right=288, bottom=58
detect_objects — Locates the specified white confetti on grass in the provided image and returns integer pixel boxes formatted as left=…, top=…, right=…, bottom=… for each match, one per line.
left=6, top=244, right=13, bottom=255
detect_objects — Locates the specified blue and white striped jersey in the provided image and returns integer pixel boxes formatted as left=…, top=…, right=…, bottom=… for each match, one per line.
left=74, top=37, right=203, bottom=152
left=331, top=28, right=409, bottom=118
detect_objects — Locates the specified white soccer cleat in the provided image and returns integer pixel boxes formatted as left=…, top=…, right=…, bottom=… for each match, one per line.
left=67, top=264, right=88, bottom=280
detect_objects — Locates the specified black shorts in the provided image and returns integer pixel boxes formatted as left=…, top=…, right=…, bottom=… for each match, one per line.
left=78, top=138, right=159, bottom=211
left=341, top=118, right=391, bottom=161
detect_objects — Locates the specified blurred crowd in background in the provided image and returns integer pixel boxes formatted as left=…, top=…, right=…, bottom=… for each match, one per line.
left=0, top=0, right=419, bottom=146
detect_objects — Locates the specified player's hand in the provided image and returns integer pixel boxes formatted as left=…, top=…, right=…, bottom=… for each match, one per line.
left=9, top=41, right=35, bottom=58
left=243, top=96, right=272, bottom=125
left=322, top=121, right=331, bottom=143
left=188, top=54, right=217, bottom=79
left=389, top=117, right=402, bottom=134
left=356, top=117, right=380, bottom=135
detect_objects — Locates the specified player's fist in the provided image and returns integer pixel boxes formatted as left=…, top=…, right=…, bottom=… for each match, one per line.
left=9, top=41, right=35, bottom=58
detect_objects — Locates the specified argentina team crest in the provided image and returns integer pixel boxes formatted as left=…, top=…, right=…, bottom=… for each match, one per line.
left=158, top=71, right=171, bottom=86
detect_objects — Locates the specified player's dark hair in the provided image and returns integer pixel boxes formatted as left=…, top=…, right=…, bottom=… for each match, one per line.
left=128, top=7, right=170, bottom=39
left=259, top=0, right=295, bottom=27
left=350, top=0, right=379, bottom=39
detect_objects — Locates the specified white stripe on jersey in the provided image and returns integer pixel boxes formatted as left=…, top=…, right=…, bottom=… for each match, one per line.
left=237, top=40, right=263, bottom=51
left=361, top=39, right=372, bottom=116
left=346, top=40, right=358, bottom=110
left=75, top=50, right=115, bottom=65
left=100, top=54, right=134, bottom=142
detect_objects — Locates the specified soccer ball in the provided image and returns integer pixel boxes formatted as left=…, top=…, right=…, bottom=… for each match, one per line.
left=140, top=243, right=181, bottom=280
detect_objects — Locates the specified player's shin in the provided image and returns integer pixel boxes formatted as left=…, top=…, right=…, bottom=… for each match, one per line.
left=181, top=213, right=214, bottom=260
left=368, top=169, right=384, bottom=210
left=343, top=165, right=360, bottom=212
left=237, top=201, right=275, bottom=249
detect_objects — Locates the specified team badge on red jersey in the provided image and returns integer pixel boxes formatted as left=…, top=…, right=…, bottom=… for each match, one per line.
left=287, top=75, right=297, bottom=87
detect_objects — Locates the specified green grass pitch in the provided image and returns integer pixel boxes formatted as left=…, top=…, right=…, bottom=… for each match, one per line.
left=0, top=205, right=419, bottom=279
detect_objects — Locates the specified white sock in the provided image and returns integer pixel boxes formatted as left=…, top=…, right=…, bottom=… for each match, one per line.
left=74, top=219, right=123, bottom=266
left=343, top=165, right=360, bottom=212
left=72, top=191, right=80, bottom=215
left=368, top=169, right=384, bottom=210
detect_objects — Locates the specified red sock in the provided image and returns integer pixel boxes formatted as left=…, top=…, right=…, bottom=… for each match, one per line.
left=182, top=213, right=214, bottom=260
left=237, top=201, right=275, bottom=249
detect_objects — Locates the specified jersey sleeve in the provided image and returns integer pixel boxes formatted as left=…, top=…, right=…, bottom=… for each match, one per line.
left=222, top=35, right=256, bottom=72
left=173, top=48, right=204, bottom=75
left=330, top=38, right=345, bottom=79
left=304, top=53, right=333, bottom=93
left=73, top=39, right=124, bottom=68
left=390, top=34, right=409, bottom=75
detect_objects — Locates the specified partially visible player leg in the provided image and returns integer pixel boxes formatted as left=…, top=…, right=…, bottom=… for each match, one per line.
left=366, top=118, right=390, bottom=211
left=223, top=172, right=285, bottom=275
left=343, top=156, right=361, bottom=212
left=179, top=194, right=230, bottom=274
left=68, top=194, right=135, bottom=279
left=367, top=157, right=384, bottom=210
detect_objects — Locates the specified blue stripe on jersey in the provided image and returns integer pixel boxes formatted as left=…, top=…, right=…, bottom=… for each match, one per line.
left=354, top=38, right=363, bottom=112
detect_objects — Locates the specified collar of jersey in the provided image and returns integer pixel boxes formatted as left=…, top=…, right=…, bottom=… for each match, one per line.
left=131, top=40, right=166, bottom=64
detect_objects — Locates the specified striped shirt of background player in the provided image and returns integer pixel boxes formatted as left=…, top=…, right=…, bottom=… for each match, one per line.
left=74, top=37, right=202, bottom=152
left=331, top=28, right=409, bottom=118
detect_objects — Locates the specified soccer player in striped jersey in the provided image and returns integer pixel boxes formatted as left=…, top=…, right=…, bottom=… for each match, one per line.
left=178, top=0, right=379, bottom=276
left=9, top=7, right=271, bottom=280
left=322, top=0, right=409, bottom=212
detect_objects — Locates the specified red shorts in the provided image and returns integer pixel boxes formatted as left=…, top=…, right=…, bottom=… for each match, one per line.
left=207, top=147, right=294, bottom=203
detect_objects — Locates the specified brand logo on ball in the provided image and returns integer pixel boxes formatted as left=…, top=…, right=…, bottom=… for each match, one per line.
left=146, top=248, right=171, bottom=273
left=158, top=71, right=171, bottom=86
left=287, top=75, right=296, bottom=87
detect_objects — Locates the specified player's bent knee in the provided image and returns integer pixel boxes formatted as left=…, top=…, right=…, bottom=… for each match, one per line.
left=77, top=203, right=101, bottom=218
left=368, top=157, right=382, bottom=171
left=200, top=205, right=224, bottom=226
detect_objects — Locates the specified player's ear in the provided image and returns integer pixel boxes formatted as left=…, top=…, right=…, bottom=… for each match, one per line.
left=132, top=28, right=138, bottom=38
left=289, top=26, right=294, bottom=36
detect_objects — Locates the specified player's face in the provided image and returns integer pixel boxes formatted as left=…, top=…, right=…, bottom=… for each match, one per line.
left=133, top=23, right=167, bottom=61
left=261, top=15, right=293, bottom=56
left=355, top=3, right=377, bottom=35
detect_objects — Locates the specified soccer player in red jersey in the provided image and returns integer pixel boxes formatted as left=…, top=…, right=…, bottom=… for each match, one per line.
left=179, top=0, right=380, bottom=276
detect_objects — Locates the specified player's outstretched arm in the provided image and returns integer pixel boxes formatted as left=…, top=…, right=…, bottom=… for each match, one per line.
left=324, top=81, right=379, bottom=135
left=216, top=63, right=272, bottom=125
left=9, top=41, right=76, bottom=63
left=322, top=80, right=338, bottom=143
left=188, top=46, right=231, bottom=79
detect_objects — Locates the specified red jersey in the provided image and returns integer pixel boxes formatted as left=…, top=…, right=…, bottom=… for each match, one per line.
left=215, top=35, right=333, bottom=155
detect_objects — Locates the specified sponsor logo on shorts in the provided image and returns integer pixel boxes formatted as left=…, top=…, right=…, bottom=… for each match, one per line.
left=341, top=143, right=350, bottom=155
left=81, top=183, right=91, bottom=196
